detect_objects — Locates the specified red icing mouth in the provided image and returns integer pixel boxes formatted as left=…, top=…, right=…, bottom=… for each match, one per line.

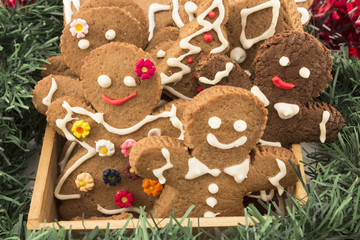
left=102, top=92, right=137, bottom=105
left=272, top=76, right=295, bottom=89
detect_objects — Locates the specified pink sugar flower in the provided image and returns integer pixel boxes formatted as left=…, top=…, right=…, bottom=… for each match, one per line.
left=70, top=18, right=89, bottom=38
left=121, top=139, right=137, bottom=158
left=114, top=190, right=134, bottom=208
left=135, top=59, right=156, bottom=80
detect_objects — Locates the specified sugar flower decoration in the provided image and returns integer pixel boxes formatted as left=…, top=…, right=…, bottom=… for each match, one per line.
left=75, top=173, right=94, bottom=192
left=114, top=190, right=134, bottom=208
left=96, top=140, right=115, bottom=157
left=70, top=18, right=89, bottom=38
left=142, top=179, right=163, bottom=197
left=71, top=120, right=91, bottom=139
left=135, top=59, right=156, bottom=80
left=102, top=169, right=121, bottom=186
left=124, top=162, right=140, bottom=180
left=121, top=139, right=136, bottom=158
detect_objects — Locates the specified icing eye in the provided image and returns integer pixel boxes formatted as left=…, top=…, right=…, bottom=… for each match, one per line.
left=208, top=117, right=221, bottom=129
left=123, top=76, right=137, bottom=87
left=148, top=128, right=161, bottom=137
left=97, top=75, right=112, bottom=88
left=299, top=67, right=310, bottom=78
left=230, top=47, right=246, bottom=63
left=105, top=29, right=116, bottom=41
left=279, top=56, right=289, bottom=66
left=233, top=120, right=247, bottom=132
left=78, top=39, right=90, bottom=50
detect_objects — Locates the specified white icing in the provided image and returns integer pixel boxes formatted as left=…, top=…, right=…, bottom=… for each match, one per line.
left=274, top=103, right=300, bottom=119
left=59, top=142, right=77, bottom=172
left=251, top=86, right=269, bottom=107
left=230, top=47, right=247, bottom=63
left=95, top=139, right=115, bottom=157
left=206, top=133, right=247, bottom=150
left=204, top=211, right=220, bottom=217
left=172, top=0, right=184, bottom=28
left=299, top=67, right=310, bottom=78
left=297, top=7, right=310, bottom=25
left=279, top=56, right=290, bottom=66
left=78, top=39, right=90, bottom=50
left=208, top=183, right=219, bottom=194
left=224, top=158, right=250, bottom=183
left=97, top=204, right=141, bottom=215
left=184, top=1, right=197, bottom=22
left=148, top=4, right=171, bottom=41
left=244, top=70, right=251, bottom=76
left=268, top=158, right=287, bottom=195
left=295, top=0, right=306, bottom=2
left=148, top=128, right=162, bottom=137
left=259, top=139, right=282, bottom=147
left=185, top=157, right=221, bottom=179
left=206, top=197, right=217, bottom=208
left=240, top=0, right=280, bottom=49
left=198, top=62, right=234, bottom=85
left=105, top=29, right=116, bottom=41
left=123, top=76, right=136, bottom=87
left=42, top=77, right=57, bottom=106
left=246, top=189, right=275, bottom=201
left=152, top=148, right=173, bottom=184
left=163, top=85, right=193, bottom=101
left=97, top=75, right=112, bottom=88
left=63, top=0, right=81, bottom=24
left=319, top=110, right=330, bottom=143
left=208, top=116, right=222, bottom=129
left=156, top=49, right=166, bottom=58
left=161, top=0, right=228, bottom=85
left=233, top=120, right=247, bottom=132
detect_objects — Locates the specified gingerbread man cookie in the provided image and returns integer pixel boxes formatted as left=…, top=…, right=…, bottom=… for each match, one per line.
left=251, top=31, right=344, bottom=146
left=41, top=56, right=77, bottom=78
left=130, top=86, right=299, bottom=217
left=39, top=43, right=187, bottom=219
left=60, top=7, right=143, bottom=76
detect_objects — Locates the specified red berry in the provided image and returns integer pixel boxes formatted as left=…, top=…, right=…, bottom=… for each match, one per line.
left=208, top=10, right=216, bottom=18
left=201, top=55, right=205, bottom=59
left=193, top=73, right=197, bottom=79
left=203, top=33, right=212, bottom=42
left=197, top=86, right=203, bottom=93
left=187, top=57, right=193, bottom=64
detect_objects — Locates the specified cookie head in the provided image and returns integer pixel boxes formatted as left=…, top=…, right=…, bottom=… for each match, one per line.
left=81, top=42, right=162, bottom=128
left=184, top=86, right=267, bottom=156
left=60, top=7, right=143, bottom=76
left=252, top=31, right=333, bottom=104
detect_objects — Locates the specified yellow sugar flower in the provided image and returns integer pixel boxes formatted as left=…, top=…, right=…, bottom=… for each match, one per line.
left=72, top=120, right=91, bottom=138
left=75, top=173, right=94, bottom=192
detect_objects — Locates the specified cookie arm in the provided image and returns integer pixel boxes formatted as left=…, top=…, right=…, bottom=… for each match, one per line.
left=129, top=136, right=190, bottom=185
left=243, top=145, right=299, bottom=195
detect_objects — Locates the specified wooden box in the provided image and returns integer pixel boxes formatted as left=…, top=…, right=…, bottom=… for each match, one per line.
left=27, top=125, right=307, bottom=230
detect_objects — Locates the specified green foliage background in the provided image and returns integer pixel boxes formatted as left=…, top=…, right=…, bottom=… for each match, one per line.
left=0, top=0, right=359, bottom=239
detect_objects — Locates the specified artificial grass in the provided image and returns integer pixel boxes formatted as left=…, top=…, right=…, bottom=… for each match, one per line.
left=0, top=0, right=359, bottom=239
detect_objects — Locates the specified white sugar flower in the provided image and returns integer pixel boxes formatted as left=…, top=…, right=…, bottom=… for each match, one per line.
left=96, top=139, right=115, bottom=157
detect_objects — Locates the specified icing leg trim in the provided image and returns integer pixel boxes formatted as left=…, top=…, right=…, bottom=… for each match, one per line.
left=97, top=204, right=141, bottom=215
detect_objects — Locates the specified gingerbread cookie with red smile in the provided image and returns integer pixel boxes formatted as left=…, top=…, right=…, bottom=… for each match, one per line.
left=251, top=31, right=344, bottom=146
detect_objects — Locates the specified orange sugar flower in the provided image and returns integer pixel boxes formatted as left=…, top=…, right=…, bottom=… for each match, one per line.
left=142, top=179, right=163, bottom=197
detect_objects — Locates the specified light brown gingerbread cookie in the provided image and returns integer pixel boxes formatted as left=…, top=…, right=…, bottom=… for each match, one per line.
left=79, top=0, right=149, bottom=48
left=41, top=56, right=77, bottom=78
left=60, top=7, right=143, bottom=76
left=130, top=86, right=299, bottom=217
left=32, top=75, right=84, bottom=115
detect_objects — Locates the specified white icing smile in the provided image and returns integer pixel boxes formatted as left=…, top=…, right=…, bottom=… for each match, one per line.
left=206, top=133, right=247, bottom=149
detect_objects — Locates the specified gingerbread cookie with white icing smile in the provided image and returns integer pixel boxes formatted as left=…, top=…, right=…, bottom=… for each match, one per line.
left=130, top=86, right=299, bottom=217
